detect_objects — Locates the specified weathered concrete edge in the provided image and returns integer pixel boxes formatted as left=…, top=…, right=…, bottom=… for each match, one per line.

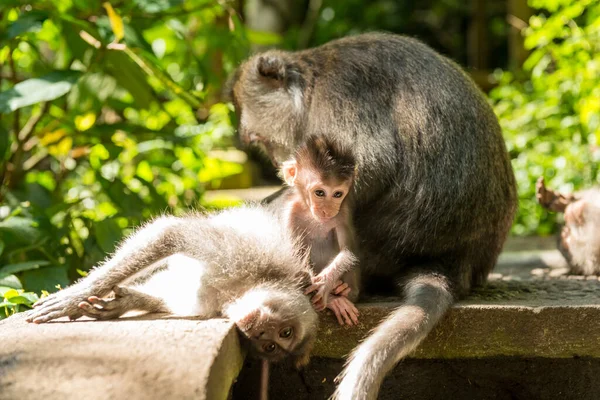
left=315, top=303, right=600, bottom=359
left=206, top=325, right=246, bottom=400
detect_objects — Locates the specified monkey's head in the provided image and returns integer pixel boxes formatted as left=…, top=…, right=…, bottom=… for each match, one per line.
left=281, top=136, right=355, bottom=222
left=225, top=285, right=318, bottom=368
left=229, top=51, right=311, bottom=164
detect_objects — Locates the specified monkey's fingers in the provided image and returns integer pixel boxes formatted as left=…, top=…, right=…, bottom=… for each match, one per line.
left=339, top=287, right=352, bottom=297
left=304, top=284, right=319, bottom=295
left=78, top=301, right=123, bottom=320
left=338, top=298, right=359, bottom=325
left=87, top=296, right=120, bottom=310
left=327, top=302, right=345, bottom=325
left=31, top=310, right=69, bottom=324
left=333, top=282, right=349, bottom=295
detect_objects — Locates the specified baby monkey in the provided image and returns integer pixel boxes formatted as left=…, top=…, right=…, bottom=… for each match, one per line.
left=26, top=206, right=318, bottom=367
left=537, top=177, right=600, bottom=275
left=281, top=136, right=360, bottom=326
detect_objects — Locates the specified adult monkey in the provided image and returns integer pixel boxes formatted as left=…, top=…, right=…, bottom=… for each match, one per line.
left=230, top=32, right=517, bottom=399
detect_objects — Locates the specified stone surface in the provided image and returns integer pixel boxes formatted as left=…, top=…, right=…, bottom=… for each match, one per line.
left=314, top=245, right=600, bottom=359
left=0, top=313, right=245, bottom=400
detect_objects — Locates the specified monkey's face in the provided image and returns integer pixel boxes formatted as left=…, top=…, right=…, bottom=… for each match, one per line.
left=231, top=52, right=308, bottom=164
left=302, top=174, right=351, bottom=222
left=227, top=287, right=318, bottom=367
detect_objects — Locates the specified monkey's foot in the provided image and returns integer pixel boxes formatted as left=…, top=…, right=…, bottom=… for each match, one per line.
left=327, top=295, right=359, bottom=326
left=26, top=285, right=92, bottom=323
left=77, top=286, right=140, bottom=320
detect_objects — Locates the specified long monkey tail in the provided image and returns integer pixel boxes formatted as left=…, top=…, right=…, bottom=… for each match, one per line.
left=331, top=271, right=454, bottom=400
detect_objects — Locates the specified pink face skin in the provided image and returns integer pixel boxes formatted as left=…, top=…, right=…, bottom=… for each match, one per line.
left=304, top=177, right=350, bottom=222
left=282, top=161, right=351, bottom=222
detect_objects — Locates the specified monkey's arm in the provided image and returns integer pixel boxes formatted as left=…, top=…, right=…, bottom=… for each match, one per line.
left=26, top=216, right=184, bottom=323
left=307, top=224, right=358, bottom=310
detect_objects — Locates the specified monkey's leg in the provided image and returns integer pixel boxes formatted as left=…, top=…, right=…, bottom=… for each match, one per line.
left=78, top=286, right=169, bottom=320
left=332, top=271, right=454, bottom=400
left=26, top=216, right=184, bottom=324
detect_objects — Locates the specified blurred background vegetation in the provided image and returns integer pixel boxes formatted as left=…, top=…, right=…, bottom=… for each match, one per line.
left=0, top=0, right=598, bottom=316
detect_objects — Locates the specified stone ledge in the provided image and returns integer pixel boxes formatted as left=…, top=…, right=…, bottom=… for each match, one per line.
left=0, top=313, right=245, bottom=400
left=316, top=253, right=600, bottom=359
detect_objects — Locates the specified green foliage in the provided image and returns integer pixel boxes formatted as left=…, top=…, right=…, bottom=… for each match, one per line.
left=0, top=0, right=256, bottom=308
left=490, top=0, right=600, bottom=235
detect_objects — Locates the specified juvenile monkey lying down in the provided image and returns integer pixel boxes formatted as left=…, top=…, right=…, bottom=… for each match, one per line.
left=26, top=206, right=318, bottom=367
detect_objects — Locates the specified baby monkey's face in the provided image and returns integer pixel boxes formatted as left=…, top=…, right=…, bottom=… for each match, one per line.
left=227, top=287, right=318, bottom=367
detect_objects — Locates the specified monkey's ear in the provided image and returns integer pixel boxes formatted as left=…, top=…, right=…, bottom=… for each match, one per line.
left=257, top=55, right=287, bottom=84
left=281, top=160, right=298, bottom=186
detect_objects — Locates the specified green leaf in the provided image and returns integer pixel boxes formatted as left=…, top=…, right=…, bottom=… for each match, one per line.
left=133, top=0, right=184, bottom=13
left=20, top=266, right=69, bottom=294
left=6, top=10, right=48, bottom=39
left=0, top=275, right=22, bottom=289
left=94, top=218, right=123, bottom=254
left=0, top=239, right=4, bottom=257
left=0, top=122, right=10, bottom=162
left=247, top=30, right=283, bottom=46
left=0, top=70, right=83, bottom=114
left=0, top=261, right=51, bottom=280
left=7, top=294, right=37, bottom=305
left=104, top=50, right=154, bottom=109
left=0, top=216, right=41, bottom=245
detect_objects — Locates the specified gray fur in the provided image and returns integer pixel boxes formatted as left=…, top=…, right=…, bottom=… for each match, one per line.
left=26, top=206, right=318, bottom=365
left=537, top=178, right=600, bottom=275
left=232, top=32, right=517, bottom=399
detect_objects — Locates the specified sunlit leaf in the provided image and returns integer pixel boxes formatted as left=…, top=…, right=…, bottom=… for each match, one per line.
left=75, top=112, right=97, bottom=131
left=0, top=275, right=22, bottom=290
left=103, top=2, right=125, bottom=42
left=247, top=30, right=283, bottom=46
left=0, top=71, right=83, bottom=114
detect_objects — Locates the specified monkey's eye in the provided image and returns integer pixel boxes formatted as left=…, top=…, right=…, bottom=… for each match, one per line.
left=314, top=190, right=325, bottom=197
left=279, top=326, right=294, bottom=339
left=263, top=342, right=277, bottom=353
left=333, top=191, right=344, bottom=198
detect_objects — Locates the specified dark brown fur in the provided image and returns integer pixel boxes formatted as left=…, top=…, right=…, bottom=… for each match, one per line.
left=232, top=32, right=517, bottom=399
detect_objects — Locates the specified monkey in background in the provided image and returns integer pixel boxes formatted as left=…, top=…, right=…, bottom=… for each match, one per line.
left=280, top=135, right=360, bottom=326
left=537, top=177, right=600, bottom=275
left=26, top=206, right=318, bottom=367
left=231, top=32, right=517, bottom=399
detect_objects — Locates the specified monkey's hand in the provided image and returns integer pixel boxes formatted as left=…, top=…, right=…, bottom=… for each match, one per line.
left=77, top=286, right=133, bottom=320
left=26, top=284, right=92, bottom=323
left=327, top=295, right=359, bottom=326
left=332, top=280, right=351, bottom=297
left=305, top=281, right=328, bottom=311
